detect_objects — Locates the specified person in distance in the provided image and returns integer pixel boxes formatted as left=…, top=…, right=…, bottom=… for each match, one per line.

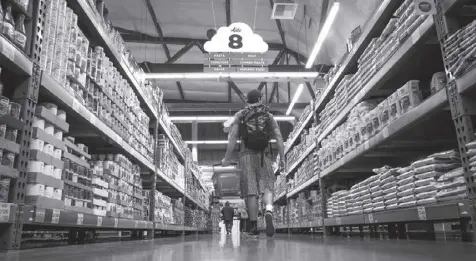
left=222, top=89, right=286, bottom=237
left=221, top=201, right=235, bottom=235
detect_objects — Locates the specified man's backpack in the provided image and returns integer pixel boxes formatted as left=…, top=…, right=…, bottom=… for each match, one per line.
left=239, top=107, right=271, bottom=152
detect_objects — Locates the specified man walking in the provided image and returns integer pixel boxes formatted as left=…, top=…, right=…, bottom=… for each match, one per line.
left=221, top=201, right=235, bottom=235
left=222, top=89, right=285, bottom=237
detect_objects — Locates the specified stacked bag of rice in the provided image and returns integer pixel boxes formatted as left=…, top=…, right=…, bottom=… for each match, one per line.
left=467, top=140, right=476, bottom=180
left=346, top=183, right=362, bottom=215
left=380, top=167, right=400, bottom=210
left=412, top=150, right=461, bottom=204
left=397, top=166, right=417, bottom=208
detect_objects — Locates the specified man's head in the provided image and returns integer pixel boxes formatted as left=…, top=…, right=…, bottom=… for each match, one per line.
left=225, top=201, right=230, bottom=207
left=247, top=89, right=262, bottom=104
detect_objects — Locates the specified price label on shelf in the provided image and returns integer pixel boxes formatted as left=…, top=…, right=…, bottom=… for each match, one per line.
left=97, top=216, right=103, bottom=227
left=51, top=209, right=60, bottom=224
left=0, top=203, right=11, bottom=222
left=2, top=41, right=15, bottom=61
left=77, top=213, right=84, bottom=225
left=72, top=99, right=80, bottom=112
left=417, top=206, right=427, bottom=220
left=368, top=213, right=374, bottom=224
left=114, top=218, right=119, bottom=228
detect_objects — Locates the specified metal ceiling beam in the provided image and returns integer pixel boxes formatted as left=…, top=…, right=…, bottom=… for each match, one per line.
left=258, top=49, right=286, bottom=90
left=268, top=82, right=278, bottom=103
left=225, top=0, right=231, bottom=26
left=143, top=0, right=171, bottom=58
left=305, top=82, right=316, bottom=100
left=228, top=81, right=246, bottom=102
left=165, top=102, right=308, bottom=112
left=270, top=0, right=287, bottom=47
left=165, top=41, right=196, bottom=64
left=142, top=0, right=184, bottom=99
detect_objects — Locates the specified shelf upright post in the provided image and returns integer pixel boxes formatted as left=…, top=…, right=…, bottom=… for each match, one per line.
left=434, top=0, right=476, bottom=241
left=0, top=0, right=47, bottom=251
left=183, top=155, right=188, bottom=237
left=148, top=121, right=159, bottom=239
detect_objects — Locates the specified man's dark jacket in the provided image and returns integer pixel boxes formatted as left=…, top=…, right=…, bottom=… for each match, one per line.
left=221, top=206, right=234, bottom=221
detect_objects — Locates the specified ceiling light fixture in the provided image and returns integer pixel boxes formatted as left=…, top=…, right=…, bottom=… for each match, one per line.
left=144, top=71, right=320, bottom=80
left=170, top=116, right=295, bottom=123
left=287, top=2, right=340, bottom=115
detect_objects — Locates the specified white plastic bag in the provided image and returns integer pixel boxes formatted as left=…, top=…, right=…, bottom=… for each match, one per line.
left=414, top=177, right=434, bottom=187
left=416, top=191, right=437, bottom=199
left=397, top=189, right=415, bottom=198
left=437, top=167, right=464, bottom=182
left=397, top=170, right=415, bottom=180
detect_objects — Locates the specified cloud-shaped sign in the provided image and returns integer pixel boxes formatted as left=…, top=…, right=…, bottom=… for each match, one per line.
left=204, top=22, right=269, bottom=53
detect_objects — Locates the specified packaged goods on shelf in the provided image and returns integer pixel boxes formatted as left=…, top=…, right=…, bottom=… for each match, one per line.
left=292, top=155, right=315, bottom=189
left=185, top=166, right=208, bottom=208
left=0, top=1, right=29, bottom=51
left=286, top=127, right=317, bottom=169
left=63, top=137, right=93, bottom=214
left=211, top=205, right=221, bottom=233
left=90, top=154, right=145, bottom=220
left=157, top=135, right=185, bottom=188
left=285, top=104, right=313, bottom=146
left=40, top=0, right=156, bottom=162
left=274, top=174, right=286, bottom=197
left=443, top=20, right=476, bottom=77
left=317, top=81, right=423, bottom=170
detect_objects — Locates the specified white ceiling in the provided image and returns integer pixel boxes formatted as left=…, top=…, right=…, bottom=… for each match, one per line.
left=105, top=0, right=382, bottom=103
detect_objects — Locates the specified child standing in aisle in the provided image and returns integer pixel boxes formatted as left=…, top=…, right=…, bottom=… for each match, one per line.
left=222, top=89, right=286, bottom=237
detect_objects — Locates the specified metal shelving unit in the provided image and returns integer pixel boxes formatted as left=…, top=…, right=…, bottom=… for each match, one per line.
left=0, top=0, right=209, bottom=251
left=274, top=0, right=476, bottom=240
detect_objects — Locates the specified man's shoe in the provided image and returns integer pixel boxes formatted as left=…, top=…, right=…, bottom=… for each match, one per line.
left=247, top=228, right=259, bottom=237
left=265, top=210, right=275, bottom=237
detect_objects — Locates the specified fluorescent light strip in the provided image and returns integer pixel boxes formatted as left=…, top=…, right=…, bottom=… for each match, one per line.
left=185, top=140, right=277, bottom=145
left=305, top=2, right=340, bottom=69
left=144, top=71, right=320, bottom=80
left=170, top=116, right=295, bottom=122
left=287, top=2, right=340, bottom=115
left=286, top=83, right=304, bottom=115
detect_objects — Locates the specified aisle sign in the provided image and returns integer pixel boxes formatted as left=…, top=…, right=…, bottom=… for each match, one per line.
left=51, top=209, right=60, bottom=224
left=417, top=206, right=427, bottom=220
left=0, top=203, right=10, bottom=222
left=97, top=216, right=103, bottom=227
left=77, top=213, right=84, bottom=225
left=203, top=22, right=269, bottom=73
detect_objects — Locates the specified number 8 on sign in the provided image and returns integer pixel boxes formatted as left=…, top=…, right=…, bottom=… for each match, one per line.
left=228, top=34, right=243, bottom=49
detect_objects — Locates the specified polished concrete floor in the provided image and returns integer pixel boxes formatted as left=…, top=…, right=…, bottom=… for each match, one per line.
left=2, top=223, right=476, bottom=261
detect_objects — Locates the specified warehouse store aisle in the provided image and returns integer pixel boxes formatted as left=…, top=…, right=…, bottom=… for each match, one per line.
left=2, top=235, right=476, bottom=261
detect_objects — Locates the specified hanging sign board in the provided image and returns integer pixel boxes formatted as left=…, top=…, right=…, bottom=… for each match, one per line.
left=203, top=22, right=269, bottom=73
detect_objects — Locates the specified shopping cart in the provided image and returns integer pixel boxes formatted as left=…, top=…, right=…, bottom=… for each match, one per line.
left=211, top=163, right=242, bottom=199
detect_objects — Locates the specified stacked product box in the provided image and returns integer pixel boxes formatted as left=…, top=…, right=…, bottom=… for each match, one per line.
left=443, top=20, right=476, bottom=78
left=26, top=104, right=69, bottom=209
left=273, top=205, right=287, bottom=226
left=274, top=174, right=286, bottom=197
left=172, top=199, right=184, bottom=225
left=317, top=80, right=423, bottom=171
left=40, top=0, right=156, bottom=162
left=0, top=76, right=24, bottom=202
left=63, top=137, right=94, bottom=213
left=90, top=154, right=145, bottom=220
